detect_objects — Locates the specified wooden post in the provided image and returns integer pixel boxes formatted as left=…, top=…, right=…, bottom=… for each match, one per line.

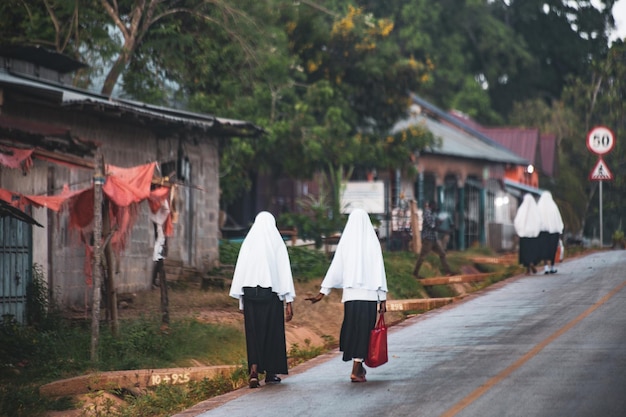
left=91, top=151, right=105, bottom=362
left=102, top=201, right=119, bottom=337
left=410, top=200, right=421, bottom=254
left=158, top=257, right=169, bottom=328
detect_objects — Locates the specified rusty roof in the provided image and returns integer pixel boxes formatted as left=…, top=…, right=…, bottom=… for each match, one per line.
left=0, top=68, right=264, bottom=138
left=0, top=44, right=87, bottom=73
left=0, top=114, right=98, bottom=158
left=447, top=109, right=556, bottom=177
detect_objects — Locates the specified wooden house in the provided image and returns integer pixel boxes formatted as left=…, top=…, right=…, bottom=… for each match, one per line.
left=0, top=45, right=262, bottom=320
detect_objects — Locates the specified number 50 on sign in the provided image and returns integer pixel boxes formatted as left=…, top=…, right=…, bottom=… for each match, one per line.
left=586, top=126, right=615, bottom=156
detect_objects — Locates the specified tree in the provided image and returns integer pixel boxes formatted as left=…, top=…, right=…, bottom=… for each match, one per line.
left=277, top=4, right=434, bottom=217
left=561, top=40, right=626, bottom=243
left=357, top=0, right=533, bottom=124
left=491, top=0, right=616, bottom=116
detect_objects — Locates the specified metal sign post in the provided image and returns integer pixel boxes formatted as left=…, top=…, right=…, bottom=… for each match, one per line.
left=587, top=126, right=615, bottom=246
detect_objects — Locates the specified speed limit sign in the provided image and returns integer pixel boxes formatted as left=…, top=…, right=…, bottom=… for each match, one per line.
left=587, top=126, right=615, bottom=155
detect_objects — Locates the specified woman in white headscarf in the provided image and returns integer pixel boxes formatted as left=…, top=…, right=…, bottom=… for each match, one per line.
left=514, top=193, right=541, bottom=274
left=229, top=211, right=296, bottom=388
left=537, top=191, right=564, bottom=274
left=306, top=208, right=387, bottom=383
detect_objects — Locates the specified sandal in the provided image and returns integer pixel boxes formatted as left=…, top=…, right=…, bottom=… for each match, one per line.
left=350, top=363, right=367, bottom=382
left=265, top=374, right=282, bottom=384
left=350, top=374, right=367, bottom=383
left=249, top=372, right=259, bottom=388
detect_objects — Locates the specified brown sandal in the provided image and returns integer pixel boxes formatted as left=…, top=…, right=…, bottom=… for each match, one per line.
left=350, top=361, right=367, bottom=382
left=249, top=373, right=259, bottom=388
left=350, top=374, right=367, bottom=383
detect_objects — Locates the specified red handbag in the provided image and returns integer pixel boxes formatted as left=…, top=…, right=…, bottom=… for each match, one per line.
left=365, top=311, right=388, bottom=367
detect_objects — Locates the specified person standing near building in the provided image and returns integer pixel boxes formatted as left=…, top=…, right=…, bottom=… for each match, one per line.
left=413, top=200, right=454, bottom=278
left=514, top=193, right=541, bottom=274
left=537, top=191, right=564, bottom=274
left=306, top=208, right=387, bottom=383
left=229, top=211, right=296, bottom=388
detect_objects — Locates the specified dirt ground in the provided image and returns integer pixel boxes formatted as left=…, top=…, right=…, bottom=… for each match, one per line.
left=115, top=278, right=405, bottom=351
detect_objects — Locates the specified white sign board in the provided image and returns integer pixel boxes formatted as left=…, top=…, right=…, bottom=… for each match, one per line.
left=589, top=158, right=614, bottom=181
left=587, top=126, right=615, bottom=156
left=340, top=181, right=385, bottom=214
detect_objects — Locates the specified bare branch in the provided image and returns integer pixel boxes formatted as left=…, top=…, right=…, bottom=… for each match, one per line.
left=42, top=0, right=61, bottom=50
left=101, top=0, right=130, bottom=39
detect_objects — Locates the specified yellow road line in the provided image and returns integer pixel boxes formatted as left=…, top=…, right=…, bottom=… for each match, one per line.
left=440, top=279, right=626, bottom=417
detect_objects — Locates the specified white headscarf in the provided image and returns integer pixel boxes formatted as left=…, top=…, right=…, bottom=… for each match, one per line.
left=537, top=191, right=564, bottom=234
left=514, top=193, right=541, bottom=238
left=229, top=212, right=296, bottom=304
left=321, top=209, right=387, bottom=292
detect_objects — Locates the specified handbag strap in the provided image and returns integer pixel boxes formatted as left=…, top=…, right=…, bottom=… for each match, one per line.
left=376, top=311, right=386, bottom=328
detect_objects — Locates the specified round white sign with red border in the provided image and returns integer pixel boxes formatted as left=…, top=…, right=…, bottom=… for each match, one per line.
left=586, top=126, right=615, bottom=156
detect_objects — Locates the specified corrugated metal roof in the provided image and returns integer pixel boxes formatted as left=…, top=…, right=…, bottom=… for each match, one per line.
left=447, top=108, right=557, bottom=177
left=392, top=115, right=529, bottom=165
left=0, top=69, right=264, bottom=138
left=504, top=178, right=543, bottom=197
left=540, top=133, right=557, bottom=177
left=410, top=93, right=525, bottom=156
left=0, top=114, right=98, bottom=157
left=479, top=127, right=539, bottom=163
left=0, top=45, right=87, bottom=73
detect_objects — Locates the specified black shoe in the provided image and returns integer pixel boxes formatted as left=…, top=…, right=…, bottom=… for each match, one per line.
left=265, top=374, right=281, bottom=384
left=249, top=372, right=259, bottom=388
left=549, top=269, right=557, bottom=274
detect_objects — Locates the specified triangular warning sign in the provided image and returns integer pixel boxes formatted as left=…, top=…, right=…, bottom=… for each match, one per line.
left=589, top=158, right=614, bottom=181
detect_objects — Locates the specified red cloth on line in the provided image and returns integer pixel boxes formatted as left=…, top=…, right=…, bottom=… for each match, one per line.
left=104, top=162, right=155, bottom=206
left=1, top=162, right=172, bottom=285
left=0, top=147, right=33, bottom=171
left=26, top=186, right=89, bottom=212
left=0, top=188, right=21, bottom=207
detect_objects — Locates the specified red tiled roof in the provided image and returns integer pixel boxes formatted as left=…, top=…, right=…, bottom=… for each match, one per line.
left=447, top=111, right=556, bottom=177
left=539, top=133, right=557, bottom=177
left=477, top=127, right=539, bottom=164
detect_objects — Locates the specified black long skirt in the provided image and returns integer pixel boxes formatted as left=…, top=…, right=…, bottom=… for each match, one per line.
left=537, top=231, right=560, bottom=263
left=519, top=237, right=540, bottom=267
left=243, top=293, right=288, bottom=375
left=339, top=300, right=377, bottom=362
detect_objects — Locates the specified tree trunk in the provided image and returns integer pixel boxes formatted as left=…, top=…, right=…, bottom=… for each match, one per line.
left=91, top=151, right=105, bottom=362
left=101, top=51, right=131, bottom=97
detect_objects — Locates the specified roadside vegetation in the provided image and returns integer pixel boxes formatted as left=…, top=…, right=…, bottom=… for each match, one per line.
left=0, top=243, right=590, bottom=417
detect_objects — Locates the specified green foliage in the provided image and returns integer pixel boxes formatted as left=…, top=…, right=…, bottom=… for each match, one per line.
left=0, top=383, right=53, bottom=417
left=382, top=251, right=427, bottom=299
left=74, top=371, right=249, bottom=417
left=217, top=240, right=243, bottom=265
left=278, top=192, right=347, bottom=248
left=219, top=233, right=331, bottom=281
left=289, top=340, right=326, bottom=366
left=286, top=246, right=329, bottom=281
left=25, top=264, right=49, bottom=327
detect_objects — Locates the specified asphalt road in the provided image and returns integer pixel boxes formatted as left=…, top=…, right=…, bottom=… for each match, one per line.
left=176, top=250, right=626, bottom=417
